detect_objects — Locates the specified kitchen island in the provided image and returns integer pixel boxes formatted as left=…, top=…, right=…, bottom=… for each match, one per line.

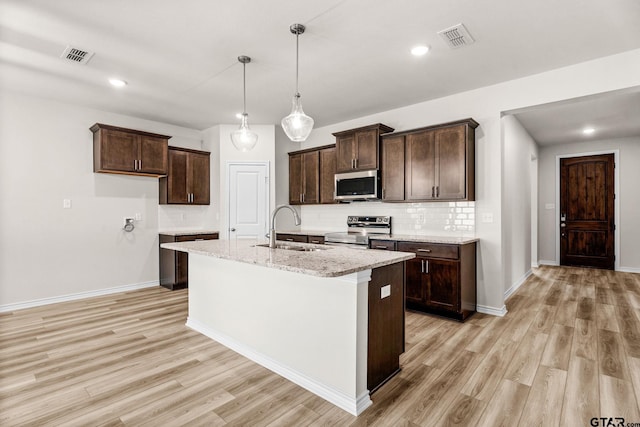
left=161, top=238, right=414, bottom=415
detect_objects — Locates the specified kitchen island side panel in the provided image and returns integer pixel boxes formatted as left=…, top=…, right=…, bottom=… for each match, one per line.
left=186, top=253, right=372, bottom=415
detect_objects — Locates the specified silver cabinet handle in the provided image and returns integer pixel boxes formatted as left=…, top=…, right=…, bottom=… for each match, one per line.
left=285, top=238, right=294, bottom=241
left=139, top=160, right=141, bottom=170
left=421, top=259, right=424, bottom=273
left=310, top=240, right=321, bottom=244
left=417, top=249, right=432, bottom=253
left=375, top=245, right=388, bottom=250
left=300, top=194, right=303, bottom=203
left=425, top=260, right=429, bottom=273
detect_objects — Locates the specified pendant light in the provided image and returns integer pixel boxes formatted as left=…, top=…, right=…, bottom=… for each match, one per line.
left=231, top=55, right=258, bottom=152
left=281, top=23, right=314, bottom=142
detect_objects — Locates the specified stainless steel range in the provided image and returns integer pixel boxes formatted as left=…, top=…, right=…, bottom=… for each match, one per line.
left=324, top=216, right=391, bottom=249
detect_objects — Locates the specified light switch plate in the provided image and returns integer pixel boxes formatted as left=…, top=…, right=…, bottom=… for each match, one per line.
left=380, top=285, right=391, bottom=299
left=481, top=213, right=493, bottom=223
left=63, top=199, right=71, bottom=209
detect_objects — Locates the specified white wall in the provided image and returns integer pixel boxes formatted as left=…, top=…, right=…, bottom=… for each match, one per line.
left=501, top=115, right=538, bottom=297
left=276, top=48, right=640, bottom=313
left=538, top=137, right=640, bottom=271
left=204, top=124, right=276, bottom=239
left=0, top=92, right=202, bottom=307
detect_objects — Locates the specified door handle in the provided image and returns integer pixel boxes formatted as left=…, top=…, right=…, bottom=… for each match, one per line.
left=431, top=186, right=435, bottom=198
left=230, top=228, right=236, bottom=232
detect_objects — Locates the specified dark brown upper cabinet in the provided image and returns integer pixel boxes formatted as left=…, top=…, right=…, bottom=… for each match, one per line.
left=332, top=123, right=394, bottom=173
left=91, top=123, right=169, bottom=177
left=289, top=144, right=337, bottom=205
left=319, top=146, right=337, bottom=204
left=289, top=149, right=319, bottom=205
left=380, top=135, right=406, bottom=201
left=159, top=147, right=210, bottom=205
left=381, top=118, right=478, bottom=202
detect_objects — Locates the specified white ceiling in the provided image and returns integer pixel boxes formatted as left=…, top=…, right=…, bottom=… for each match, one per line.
left=1, top=0, right=640, bottom=138
left=510, top=88, right=640, bottom=146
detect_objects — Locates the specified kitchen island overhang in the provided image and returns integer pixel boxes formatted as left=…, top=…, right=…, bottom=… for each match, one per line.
left=161, top=239, right=414, bottom=416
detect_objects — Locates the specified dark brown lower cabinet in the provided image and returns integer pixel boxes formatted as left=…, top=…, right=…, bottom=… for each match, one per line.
left=275, top=233, right=325, bottom=244
left=368, top=262, right=405, bottom=394
left=275, top=233, right=308, bottom=243
left=397, top=241, right=476, bottom=321
left=159, top=232, right=218, bottom=290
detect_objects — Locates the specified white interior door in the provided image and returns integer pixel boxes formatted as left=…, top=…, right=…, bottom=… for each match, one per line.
left=228, top=163, right=269, bottom=239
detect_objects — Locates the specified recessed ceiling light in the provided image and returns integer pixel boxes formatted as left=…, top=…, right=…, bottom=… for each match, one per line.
left=108, top=78, right=127, bottom=88
left=411, top=45, right=430, bottom=56
left=583, top=127, right=595, bottom=135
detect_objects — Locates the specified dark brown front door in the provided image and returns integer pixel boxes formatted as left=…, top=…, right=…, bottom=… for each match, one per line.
left=560, top=154, right=615, bottom=269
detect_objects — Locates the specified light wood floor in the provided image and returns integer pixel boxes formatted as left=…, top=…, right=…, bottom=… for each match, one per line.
left=2, top=266, right=640, bottom=426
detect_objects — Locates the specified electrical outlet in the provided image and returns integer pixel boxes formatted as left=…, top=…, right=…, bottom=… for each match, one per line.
left=135, top=213, right=142, bottom=221
left=63, top=199, right=71, bottom=209
left=380, top=285, right=391, bottom=299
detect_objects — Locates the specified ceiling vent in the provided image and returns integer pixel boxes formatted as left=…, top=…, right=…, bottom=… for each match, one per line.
left=437, top=23, right=475, bottom=49
left=60, top=45, right=94, bottom=65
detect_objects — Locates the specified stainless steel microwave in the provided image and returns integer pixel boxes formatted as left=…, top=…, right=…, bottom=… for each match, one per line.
left=334, top=170, right=380, bottom=201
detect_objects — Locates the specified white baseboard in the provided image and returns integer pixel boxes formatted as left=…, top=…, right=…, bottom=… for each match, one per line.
left=504, top=269, right=532, bottom=300
left=538, top=259, right=559, bottom=266
left=476, top=304, right=507, bottom=317
left=186, top=317, right=372, bottom=416
left=618, top=266, right=640, bottom=273
left=0, top=280, right=159, bottom=313
left=531, top=262, right=539, bottom=268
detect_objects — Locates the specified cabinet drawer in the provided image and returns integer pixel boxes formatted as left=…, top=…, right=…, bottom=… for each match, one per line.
left=276, top=233, right=308, bottom=243
left=369, top=240, right=396, bottom=251
left=307, top=235, right=325, bottom=244
left=396, top=242, right=459, bottom=260
left=175, top=233, right=219, bottom=242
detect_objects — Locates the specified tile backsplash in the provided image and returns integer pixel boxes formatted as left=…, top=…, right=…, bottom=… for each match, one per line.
left=301, top=201, right=475, bottom=236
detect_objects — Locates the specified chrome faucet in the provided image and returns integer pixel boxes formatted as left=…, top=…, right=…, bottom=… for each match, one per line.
left=269, top=205, right=301, bottom=248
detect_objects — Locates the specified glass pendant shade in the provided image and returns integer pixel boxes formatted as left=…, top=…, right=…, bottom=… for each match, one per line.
left=281, top=93, right=314, bottom=142
left=281, top=23, right=314, bottom=142
left=231, top=113, right=258, bottom=152
left=230, top=55, right=258, bottom=151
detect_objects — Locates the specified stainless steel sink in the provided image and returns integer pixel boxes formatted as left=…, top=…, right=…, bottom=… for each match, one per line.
left=253, top=243, right=330, bottom=252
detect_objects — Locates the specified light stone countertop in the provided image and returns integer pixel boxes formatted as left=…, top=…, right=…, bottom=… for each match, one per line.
left=159, top=229, right=219, bottom=236
left=276, top=229, right=339, bottom=236
left=161, top=238, right=414, bottom=278
left=277, top=230, right=478, bottom=245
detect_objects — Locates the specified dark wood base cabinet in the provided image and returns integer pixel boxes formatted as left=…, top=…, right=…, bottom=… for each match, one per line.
left=397, top=241, right=476, bottom=321
left=159, top=232, right=218, bottom=290
left=368, top=262, right=405, bottom=394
